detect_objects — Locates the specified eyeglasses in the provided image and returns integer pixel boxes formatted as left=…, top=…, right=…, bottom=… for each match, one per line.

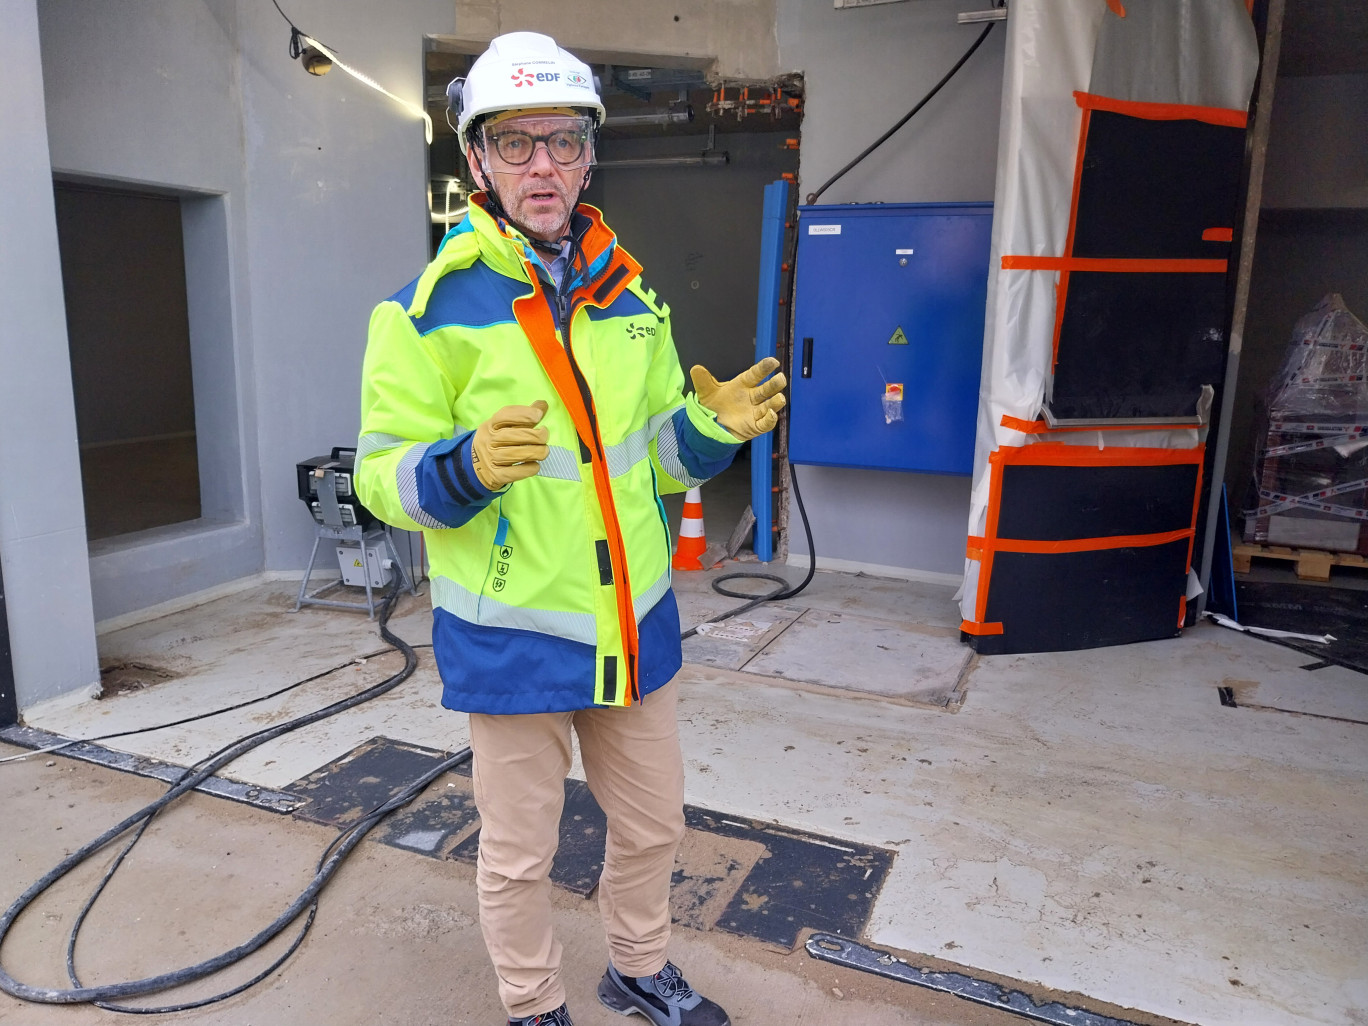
left=483, top=117, right=593, bottom=169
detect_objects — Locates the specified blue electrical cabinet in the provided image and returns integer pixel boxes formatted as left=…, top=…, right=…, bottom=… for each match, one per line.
left=788, top=203, right=992, bottom=475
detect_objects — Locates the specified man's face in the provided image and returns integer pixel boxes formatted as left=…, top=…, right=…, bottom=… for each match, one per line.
left=467, top=112, right=593, bottom=242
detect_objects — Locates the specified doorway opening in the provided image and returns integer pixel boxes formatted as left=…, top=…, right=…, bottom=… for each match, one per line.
left=53, top=181, right=201, bottom=541
left=1216, top=1, right=1368, bottom=672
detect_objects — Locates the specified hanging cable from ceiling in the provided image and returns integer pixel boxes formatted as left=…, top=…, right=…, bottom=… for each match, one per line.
left=271, top=0, right=433, bottom=144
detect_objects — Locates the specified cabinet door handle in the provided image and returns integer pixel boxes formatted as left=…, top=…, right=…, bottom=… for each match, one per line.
left=801, top=337, right=814, bottom=378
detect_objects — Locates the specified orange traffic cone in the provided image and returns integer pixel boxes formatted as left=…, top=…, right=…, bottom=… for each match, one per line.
left=672, top=487, right=708, bottom=571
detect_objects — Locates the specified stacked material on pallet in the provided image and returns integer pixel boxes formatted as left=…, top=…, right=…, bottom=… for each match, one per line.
left=1244, top=294, right=1368, bottom=555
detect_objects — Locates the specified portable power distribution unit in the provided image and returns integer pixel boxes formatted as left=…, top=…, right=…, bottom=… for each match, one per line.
left=337, top=538, right=393, bottom=589
left=296, top=448, right=378, bottom=528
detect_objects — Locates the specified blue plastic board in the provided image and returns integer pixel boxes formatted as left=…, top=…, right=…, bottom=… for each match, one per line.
left=750, top=180, right=789, bottom=563
left=1206, top=484, right=1238, bottom=620
left=788, top=203, right=991, bottom=475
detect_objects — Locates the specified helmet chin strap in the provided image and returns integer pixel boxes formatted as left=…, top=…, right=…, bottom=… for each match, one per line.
left=469, top=152, right=597, bottom=291
left=472, top=150, right=593, bottom=258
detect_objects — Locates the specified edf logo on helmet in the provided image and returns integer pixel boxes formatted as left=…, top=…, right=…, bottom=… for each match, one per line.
left=452, top=32, right=606, bottom=150
left=510, top=67, right=563, bottom=87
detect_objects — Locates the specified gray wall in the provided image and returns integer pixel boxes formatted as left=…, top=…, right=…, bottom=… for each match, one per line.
left=1261, top=74, right=1368, bottom=210
left=449, top=0, right=780, bottom=80
left=34, top=0, right=450, bottom=628
left=38, top=0, right=262, bottom=619
left=0, top=0, right=101, bottom=708
left=779, top=0, right=1006, bottom=575
left=1224, top=73, right=1368, bottom=513
left=233, top=0, right=449, bottom=572
left=584, top=133, right=799, bottom=383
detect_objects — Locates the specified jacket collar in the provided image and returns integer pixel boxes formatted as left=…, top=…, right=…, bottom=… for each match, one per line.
left=465, top=194, right=621, bottom=291
left=410, top=194, right=633, bottom=319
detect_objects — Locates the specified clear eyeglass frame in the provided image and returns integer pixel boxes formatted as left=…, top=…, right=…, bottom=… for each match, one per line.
left=482, top=116, right=595, bottom=170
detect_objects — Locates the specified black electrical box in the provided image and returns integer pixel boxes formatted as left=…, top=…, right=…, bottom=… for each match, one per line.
left=296, top=447, right=378, bottom=528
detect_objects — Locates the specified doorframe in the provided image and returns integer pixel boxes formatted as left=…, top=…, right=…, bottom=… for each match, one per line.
left=1194, top=0, right=1285, bottom=614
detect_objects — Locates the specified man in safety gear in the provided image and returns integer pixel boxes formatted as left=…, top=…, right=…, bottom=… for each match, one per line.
left=355, top=31, right=785, bottom=1026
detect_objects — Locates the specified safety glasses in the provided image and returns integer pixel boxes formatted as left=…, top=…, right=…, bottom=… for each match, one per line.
left=482, top=116, right=594, bottom=169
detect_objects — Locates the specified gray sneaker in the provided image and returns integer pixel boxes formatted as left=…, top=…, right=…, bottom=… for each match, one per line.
left=508, top=1003, right=573, bottom=1026
left=596, top=962, right=730, bottom=1026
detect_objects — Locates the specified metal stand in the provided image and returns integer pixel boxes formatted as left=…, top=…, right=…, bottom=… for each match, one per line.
left=292, top=469, right=417, bottom=619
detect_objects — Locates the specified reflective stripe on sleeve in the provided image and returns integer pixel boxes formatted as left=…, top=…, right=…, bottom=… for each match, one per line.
left=358, top=431, right=410, bottom=463
left=396, top=442, right=447, bottom=530
left=650, top=407, right=707, bottom=487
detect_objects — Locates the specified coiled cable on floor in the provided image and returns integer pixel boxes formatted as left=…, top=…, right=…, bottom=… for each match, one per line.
left=0, top=641, right=433, bottom=767
left=682, top=463, right=817, bottom=640
left=0, top=588, right=470, bottom=1012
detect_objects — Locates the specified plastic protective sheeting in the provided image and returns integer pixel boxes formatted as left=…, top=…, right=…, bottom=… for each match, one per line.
left=1089, top=0, right=1259, bottom=111
left=959, top=0, right=1259, bottom=636
left=1267, top=294, right=1368, bottom=425
left=1244, top=295, right=1368, bottom=554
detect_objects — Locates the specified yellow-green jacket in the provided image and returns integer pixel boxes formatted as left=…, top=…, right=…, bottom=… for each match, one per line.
left=356, top=197, right=741, bottom=713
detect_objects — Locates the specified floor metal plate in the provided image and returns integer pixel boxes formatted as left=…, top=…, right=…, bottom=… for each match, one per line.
left=0, top=724, right=305, bottom=812
left=806, top=933, right=1142, bottom=1026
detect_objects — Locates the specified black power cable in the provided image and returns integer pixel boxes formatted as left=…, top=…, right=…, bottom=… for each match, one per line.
left=0, top=642, right=430, bottom=766
left=805, top=17, right=998, bottom=206
left=0, top=588, right=471, bottom=1011
left=682, top=464, right=816, bottom=639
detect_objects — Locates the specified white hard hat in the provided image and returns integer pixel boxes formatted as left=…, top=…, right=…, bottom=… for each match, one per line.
left=449, top=32, right=605, bottom=150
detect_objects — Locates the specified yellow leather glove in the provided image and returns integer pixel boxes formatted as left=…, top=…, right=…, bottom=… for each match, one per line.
left=689, top=357, right=787, bottom=441
left=470, top=400, right=550, bottom=490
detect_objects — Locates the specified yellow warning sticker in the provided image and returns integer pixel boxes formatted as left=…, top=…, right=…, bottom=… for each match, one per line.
left=888, top=326, right=909, bottom=345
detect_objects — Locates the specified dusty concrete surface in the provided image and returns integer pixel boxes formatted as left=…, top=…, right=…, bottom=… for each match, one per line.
left=0, top=741, right=1113, bottom=1026
left=12, top=573, right=1368, bottom=1026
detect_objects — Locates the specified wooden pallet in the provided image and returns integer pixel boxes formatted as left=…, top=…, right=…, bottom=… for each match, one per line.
left=1232, top=542, right=1368, bottom=582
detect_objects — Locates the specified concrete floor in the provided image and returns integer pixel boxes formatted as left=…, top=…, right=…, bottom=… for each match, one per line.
left=3, top=564, right=1366, bottom=1026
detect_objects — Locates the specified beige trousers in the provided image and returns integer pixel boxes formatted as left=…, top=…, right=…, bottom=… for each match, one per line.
left=468, top=679, right=686, bottom=1019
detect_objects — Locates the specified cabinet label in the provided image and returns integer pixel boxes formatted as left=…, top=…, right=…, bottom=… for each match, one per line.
left=807, top=224, right=841, bottom=235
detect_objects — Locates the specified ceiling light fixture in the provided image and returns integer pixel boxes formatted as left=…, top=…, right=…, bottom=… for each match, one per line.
left=274, top=0, right=433, bottom=143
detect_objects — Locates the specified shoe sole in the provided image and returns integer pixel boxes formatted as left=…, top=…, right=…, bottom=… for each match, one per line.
left=596, top=975, right=731, bottom=1026
left=596, top=978, right=653, bottom=1020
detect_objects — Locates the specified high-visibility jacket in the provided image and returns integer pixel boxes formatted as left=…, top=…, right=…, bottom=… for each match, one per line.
left=356, top=196, right=741, bottom=714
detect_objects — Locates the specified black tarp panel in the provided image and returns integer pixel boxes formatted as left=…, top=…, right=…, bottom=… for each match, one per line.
left=973, top=539, right=1191, bottom=655
left=996, top=463, right=1200, bottom=541
left=1047, top=108, right=1245, bottom=423
left=1072, top=112, right=1246, bottom=259
left=1050, top=270, right=1228, bottom=420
